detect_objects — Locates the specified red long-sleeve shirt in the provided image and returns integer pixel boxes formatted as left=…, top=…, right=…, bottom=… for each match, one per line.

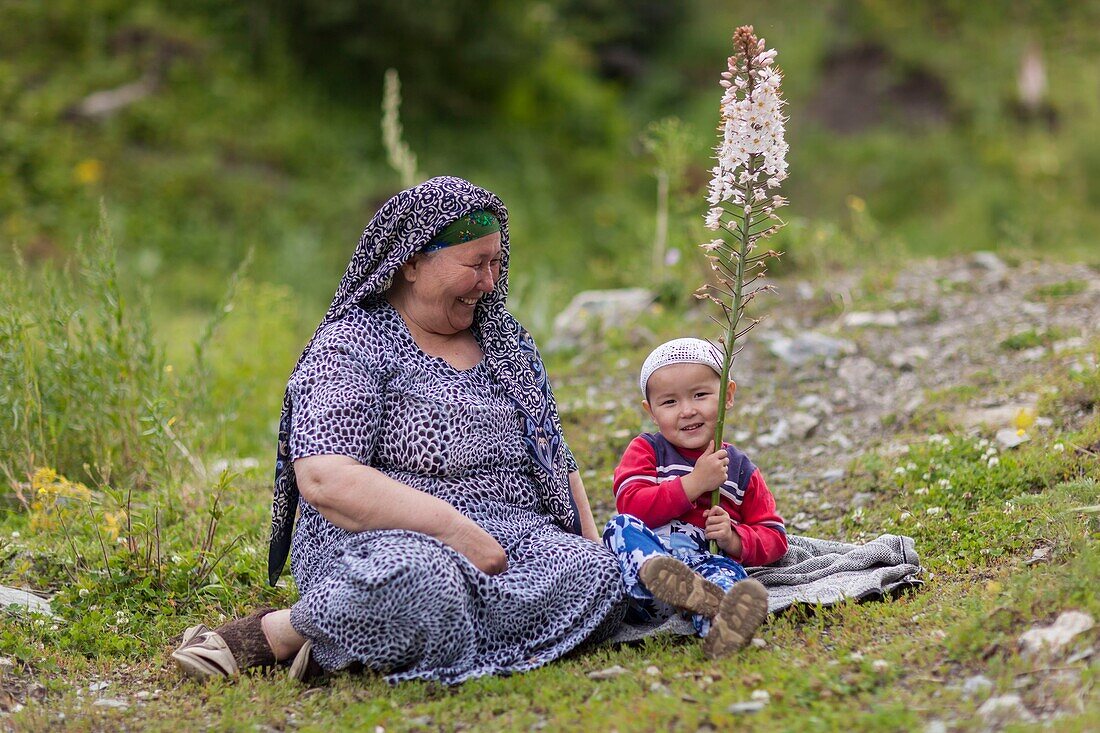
left=613, top=434, right=788, bottom=566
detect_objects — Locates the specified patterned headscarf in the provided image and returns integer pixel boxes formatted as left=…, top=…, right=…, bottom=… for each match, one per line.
left=267, top=176, right=579, bottom=585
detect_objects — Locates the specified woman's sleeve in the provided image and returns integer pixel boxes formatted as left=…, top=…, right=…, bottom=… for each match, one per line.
left=287, top=324, right=385, bottom=466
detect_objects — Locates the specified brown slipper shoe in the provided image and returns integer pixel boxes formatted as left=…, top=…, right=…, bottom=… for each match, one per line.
left=638, top=556, right=724, bottom=618
left=171, top=608, right=278, bottom=680
left=702, top=578, right=769, bottom=659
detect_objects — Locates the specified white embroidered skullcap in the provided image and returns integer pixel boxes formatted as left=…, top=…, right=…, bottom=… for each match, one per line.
left=639, top=337, right=725, bottom=397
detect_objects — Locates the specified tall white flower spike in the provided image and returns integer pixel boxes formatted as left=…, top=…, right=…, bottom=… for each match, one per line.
left=696, top=27, right=788, bottom=551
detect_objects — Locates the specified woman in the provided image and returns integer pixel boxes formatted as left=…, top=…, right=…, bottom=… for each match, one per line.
left=172, top=176, right=626, bottom=684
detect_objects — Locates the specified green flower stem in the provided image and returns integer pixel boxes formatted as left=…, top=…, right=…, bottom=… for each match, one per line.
left=709, top=154, right=759, bottom=554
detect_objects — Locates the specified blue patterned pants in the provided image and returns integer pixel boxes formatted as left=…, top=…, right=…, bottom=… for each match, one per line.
left=602, top=513, right=748, bottom=636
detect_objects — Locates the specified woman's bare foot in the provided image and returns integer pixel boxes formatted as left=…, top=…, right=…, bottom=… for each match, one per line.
left=261, top=609, right=307, bottom=661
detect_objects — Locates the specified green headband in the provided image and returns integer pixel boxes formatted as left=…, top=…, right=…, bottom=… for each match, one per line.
left=422, top=210, right=500, bottom=253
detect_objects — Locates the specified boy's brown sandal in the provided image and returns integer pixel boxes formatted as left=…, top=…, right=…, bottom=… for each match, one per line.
left=638, top=556, right=725, bottom=618
left=171, top=608, right=278, bottom=680
left=701, top=579, right=769, bottom=659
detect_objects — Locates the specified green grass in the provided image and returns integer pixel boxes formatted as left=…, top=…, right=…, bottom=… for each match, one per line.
left=1029, top=280, right=1089, bottom=300
left=1000, top=327, right=1077, bottom=351
left=3, top=2, right=1100, bottom=728
left=2, top=242, right=1098, bottom=731
left=3, top=472, right=1096, bottom=731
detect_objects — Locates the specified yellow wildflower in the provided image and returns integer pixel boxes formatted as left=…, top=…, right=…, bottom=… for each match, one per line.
left=29, top=467, right=92, bottom=530
left=1013, top=408, right=1037, bottom=436
left=73, top=159, right=103, bottom=185
left=101, top=510, right=128, bottom=541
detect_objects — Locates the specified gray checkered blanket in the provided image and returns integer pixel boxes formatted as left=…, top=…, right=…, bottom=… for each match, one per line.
left=609, top=533, right=922, bottom=643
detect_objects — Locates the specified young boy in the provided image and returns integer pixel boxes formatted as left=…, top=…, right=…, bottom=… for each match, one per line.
left=603, top=338, right=788, bottom=658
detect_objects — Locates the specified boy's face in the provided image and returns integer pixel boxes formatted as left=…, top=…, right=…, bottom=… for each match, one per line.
left=642, top=362, right=736, bottom=451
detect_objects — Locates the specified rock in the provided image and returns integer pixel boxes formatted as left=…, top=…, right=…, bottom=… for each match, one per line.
left=756, top=418, right=790, bottom=448
left=850, top=491, right=874, bottom=507
left=843, top=311, right=918, bottom=328
left=955, top=398, right=1038, bottom=431
left=995, top=428, right=1030, bottom=450
left=751, top=637, right=767, bottom=649
left=789, top=412, right=821, bottom=439
left=1018, top=611, right=1095, bottom=657
left=727, top=701, right=766, bottom=714
left=1020, top=300, right=1047, bottom=316
left=644, top=665, right=661, bottom=676
left=750, top=690, right=770, bottom=702
left=977, top=694, right=1034, bottom=726
left=924, top=721, right=948, bottom=733
left=548, top=289, right=655, bottom=351
left=587, top=665, right=628, bottom=680
left=1019, top=346, right=1046, bottom=362
left=0, top=586, right=54, bottom=618
left=838, top=356, right=879, bottom=386
left=903, top=394, right=925, bottom=414
left=765, top=332, right=855, bottom=366
left=790, top=512, right=816, bottom=531
left=1053, top=337, right=1086, bottom=353
left=970, top=251, right=1008, bottom=275
left=27, top=683, right=45, bottom=702
left=823, top=469, right=847, bottom=484
left=830, top=432, right=853, bottom=450
left=888, top=346, right=930, bottom=371
left=797, top=394, right=833, bottom=415
left=961, top=674, right=994, bottom=699
left=1023, top=546, right=1052, bottom=566
left=92, top=698, right=129, bottom=710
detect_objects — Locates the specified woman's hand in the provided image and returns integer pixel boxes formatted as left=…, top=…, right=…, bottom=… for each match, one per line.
left=704, top=505, right=742, bottom=558
left=438, top=514, right=508, bottom=575
left=681, top=441, right=730, bottom=501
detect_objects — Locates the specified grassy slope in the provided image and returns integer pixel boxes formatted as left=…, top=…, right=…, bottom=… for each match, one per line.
left=2, top=2, right=1099, bottom=730
left=2, top=271, right=1098, bottom=731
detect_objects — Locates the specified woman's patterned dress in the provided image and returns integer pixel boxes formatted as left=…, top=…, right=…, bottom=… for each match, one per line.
left=286, top=300, right=625, bottom=684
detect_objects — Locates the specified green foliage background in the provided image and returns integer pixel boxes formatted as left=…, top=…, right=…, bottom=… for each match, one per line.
left=4, top=0, right=1099, bottom=315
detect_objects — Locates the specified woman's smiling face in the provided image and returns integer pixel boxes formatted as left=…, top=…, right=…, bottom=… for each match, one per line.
left=399, top=232, right=502, bottom=334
